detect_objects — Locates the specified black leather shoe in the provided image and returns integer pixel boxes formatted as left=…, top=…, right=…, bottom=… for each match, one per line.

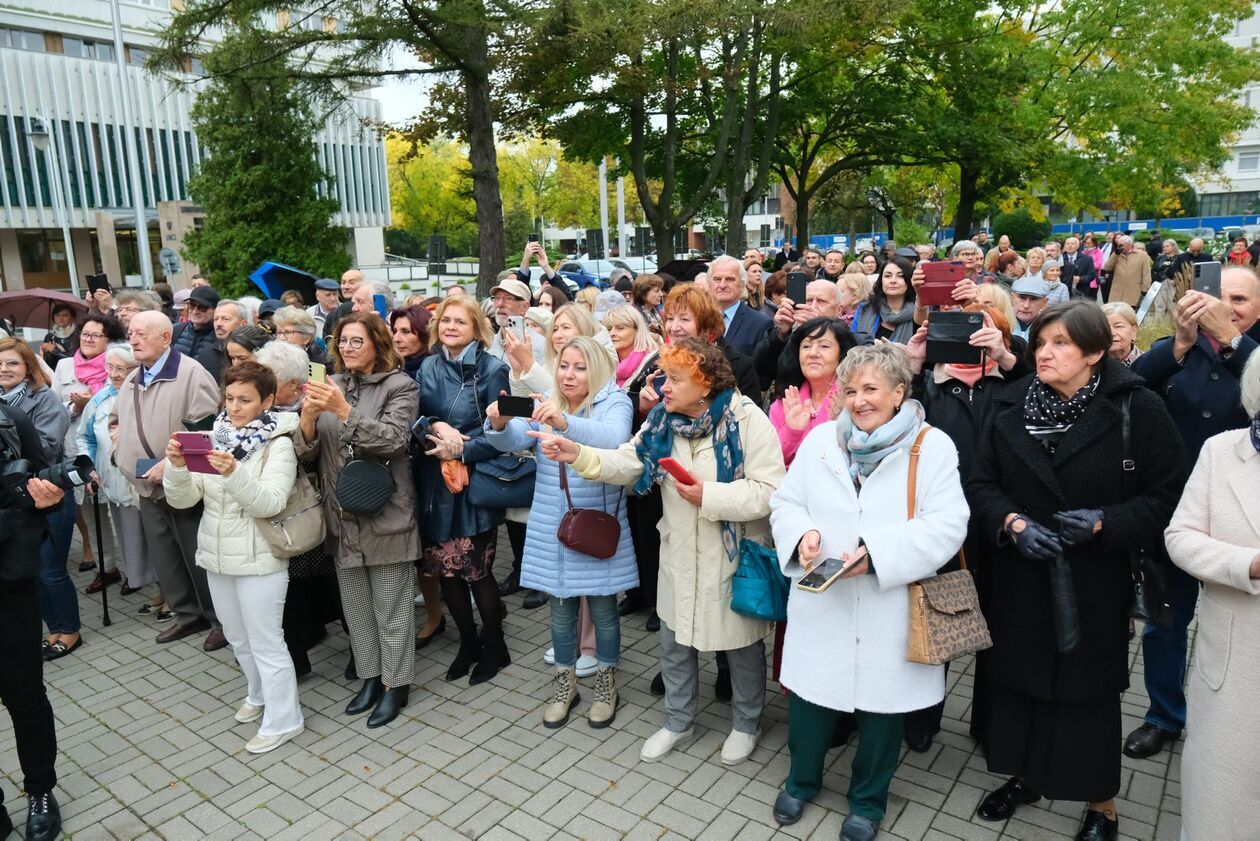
left=904, top=728, right=934, bottom=753
left=469, top=640, right=510, bottom=686
left=840, top=814, right=879, bottom=841
left=977, top=777, right=1040, bottom=821
left=645, top=612, right=660, bottom=632
left=367, top=686, right=409, bottom=728
left=498, top=572, right=521, bottom=597
left=1075, top=810, right=1118, bottom=841
left=772, top=789, right=805, bottom=826
left=1123, top=723, right=1178, bottom=759
left=25, top=792, right=60, bottom=841
left=345, top=677, right=384, bottom=716
left=714, top=668, right=732, bottom=702
left=415, top=617, right=446, bottom=650
left=522, top=589, right=547, bottom=610
left=0, top=801, right=12, bottom=838
left=650, top=671, right=665, bottom=696
left=446, top=641, right=483, bottom=680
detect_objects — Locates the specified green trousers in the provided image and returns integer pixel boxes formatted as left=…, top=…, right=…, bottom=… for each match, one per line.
left=785, top=694, right=904, bottom=822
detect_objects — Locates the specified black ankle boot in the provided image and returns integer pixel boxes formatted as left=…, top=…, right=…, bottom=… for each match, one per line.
left=367, top=685, right=410, bottom=728
left=25, top=792, right=60, bottom=841
left=447, top=639, right=483, bottom=680
left=345, top=677, right=384, bottom=716
left=469, top=638, right=510, bottom=686
left=343, top=652, right=357, bottom=681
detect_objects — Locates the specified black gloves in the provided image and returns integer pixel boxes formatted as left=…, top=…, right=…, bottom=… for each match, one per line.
left=1006, top=515, right=1062, bottom=562
left=1054, top=509, right=1104, bottom=546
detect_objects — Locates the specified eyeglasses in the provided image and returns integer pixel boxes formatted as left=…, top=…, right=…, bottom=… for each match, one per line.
left=116, top=305, right=139, bottom=314
left=337, top=336, right=365, bottom=349
left=79, top=332, right=105, bottom=341
left=276, top=330, right=300, bottom=339
left=0, top=361, right=25, bottom=370
left=104, top=364, right=135, bottom=374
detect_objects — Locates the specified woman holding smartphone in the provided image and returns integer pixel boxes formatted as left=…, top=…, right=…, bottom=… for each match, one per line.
left=769, top=343, right=968, bottom=841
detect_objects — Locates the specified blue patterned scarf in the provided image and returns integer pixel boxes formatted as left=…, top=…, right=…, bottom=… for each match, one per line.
left=838, top=399, right=925, bottom=484
left=1251, top=411, right=1260, bottom=454
left=634, top=388, right=744, bottom=561
left=212, top=410, right=278, bottom=463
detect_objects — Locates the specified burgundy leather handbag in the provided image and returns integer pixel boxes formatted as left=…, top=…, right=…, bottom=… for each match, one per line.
left=556, top=464, right=621, bottom=560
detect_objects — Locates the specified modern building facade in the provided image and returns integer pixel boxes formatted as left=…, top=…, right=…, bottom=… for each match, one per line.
left=0, top=0, right=390, bottom=292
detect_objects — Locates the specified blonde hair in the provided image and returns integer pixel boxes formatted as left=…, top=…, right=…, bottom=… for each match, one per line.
left=601, top=304, right=658, bottom=354
left=575, top=287, right=599, bottom=313
left=547, top=304, right=602, bottom=365
left=838, top=273, right=872, bottom=306
left=973, top=283, right=1018, bottom=333
left=843, top=260, right=867, bottom=276
left=427, top=295, right=495, bottom=351
left=1101, top=302, right=1138, bottom=327
left=548, top=335, right=616, bottom=419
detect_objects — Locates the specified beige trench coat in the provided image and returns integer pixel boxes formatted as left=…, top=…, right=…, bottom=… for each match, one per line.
left=1102, top=249, right=1152, bottom=307
left=575, top=396, right=784, bottom=651
left=1164, top=430, right=1260, bottom=841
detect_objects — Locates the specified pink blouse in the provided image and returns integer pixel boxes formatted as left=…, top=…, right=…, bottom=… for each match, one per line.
left=768, top=380, right=838, bottom=467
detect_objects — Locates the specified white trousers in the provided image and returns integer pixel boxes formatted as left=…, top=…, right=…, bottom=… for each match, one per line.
left=206, top=569, right=304, bottom=736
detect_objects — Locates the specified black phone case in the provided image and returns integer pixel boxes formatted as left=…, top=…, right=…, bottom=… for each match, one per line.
left=926, top=311, right=985, bottom=365
left=498, top=396, right=535, bottom=417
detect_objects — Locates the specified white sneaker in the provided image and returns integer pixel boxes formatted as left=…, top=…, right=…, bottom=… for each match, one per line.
left=245, top=724, right=304, bottom=755
left=543, top=647, right=556, bottom=665
left=640, top=726, right=694, bottom=762
left=234, top=702, right=264, bottom=724
left=720, top=729, right=759, bottom=765
left=575, top=655, right=598, bottom=678
left=413, top=593, right=426, bottom=607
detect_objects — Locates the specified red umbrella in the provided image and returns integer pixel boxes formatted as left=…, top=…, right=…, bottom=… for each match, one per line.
left=0, top=289, right=89, bottom=330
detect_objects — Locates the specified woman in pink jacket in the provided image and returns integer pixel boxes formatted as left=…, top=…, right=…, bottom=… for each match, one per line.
left=767, top=318, right=856, bottom=466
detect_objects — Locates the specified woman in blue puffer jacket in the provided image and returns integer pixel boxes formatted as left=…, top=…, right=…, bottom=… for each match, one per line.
left=486, top=335, right=637, bottom=731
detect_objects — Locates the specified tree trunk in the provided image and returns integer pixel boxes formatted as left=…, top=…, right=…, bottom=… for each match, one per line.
left=951, top=164, right=980, bottom=242
left=794, top=190, right=811, bottom=252
left=884, top=212, right=896, bottom=242
left=462, top=31, right=505, bottom=298
left=654, top=219, right=676, bottom=269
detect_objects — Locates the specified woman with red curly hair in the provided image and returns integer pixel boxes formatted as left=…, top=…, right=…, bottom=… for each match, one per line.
left=532, top=337, right=785, bottom=766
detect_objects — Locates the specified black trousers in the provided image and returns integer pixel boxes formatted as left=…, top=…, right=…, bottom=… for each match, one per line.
left=626, top=487, right=661, bottom=609
left=0, top=579, right=57, bottom=805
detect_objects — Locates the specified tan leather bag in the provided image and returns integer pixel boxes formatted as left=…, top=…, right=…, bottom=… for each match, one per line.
left=904, top=426, right=993, bottom=666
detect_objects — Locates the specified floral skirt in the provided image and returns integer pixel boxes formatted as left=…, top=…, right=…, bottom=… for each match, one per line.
left=420, top=528, right=497, bottom=583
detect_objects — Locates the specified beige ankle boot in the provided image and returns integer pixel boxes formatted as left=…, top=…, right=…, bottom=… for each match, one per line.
left=588, top=666, right=618, bottom=729
left=543, top=667, right=579, bottom=729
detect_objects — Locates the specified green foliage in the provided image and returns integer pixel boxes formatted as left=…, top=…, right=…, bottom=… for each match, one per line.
left=177, top=26, right=348, bottom=296
left=387, top=136, right=477, bottom=257
left=992, top=209, right=1051, bottom=250
left=893, top=218, right=932, bottom=246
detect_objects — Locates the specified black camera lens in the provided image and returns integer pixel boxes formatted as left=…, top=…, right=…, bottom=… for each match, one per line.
left=37, top=455, right=95, bottom=491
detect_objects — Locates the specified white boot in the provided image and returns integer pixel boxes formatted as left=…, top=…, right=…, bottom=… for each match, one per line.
left=543, top=667, right=579, bottom=729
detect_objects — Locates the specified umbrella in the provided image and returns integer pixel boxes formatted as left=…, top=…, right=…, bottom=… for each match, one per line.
left=0, top=289, right=89, bottom=330
left=656, top=259, right=709, bottom=282
left=248, top=261, right=319, bottom=303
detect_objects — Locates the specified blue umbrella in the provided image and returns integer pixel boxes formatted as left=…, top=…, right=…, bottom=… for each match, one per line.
left=249, top=261, right=320, bottom=303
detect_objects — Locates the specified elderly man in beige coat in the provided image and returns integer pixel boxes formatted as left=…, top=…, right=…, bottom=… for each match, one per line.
left=1164, top=353, right=1260, bottom=841
left=1102, top=235, right=1153, bottom=307
left=112, top=311, right=222, bottom=648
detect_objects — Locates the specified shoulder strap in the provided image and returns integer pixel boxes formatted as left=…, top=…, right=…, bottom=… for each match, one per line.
left=131, top=383, right=158, bottom=459
left=558, top=461, right=575, bottom=510
left=1121, top=390, right=1135, bottom=478
left=905, top=425, right=932, bottom=521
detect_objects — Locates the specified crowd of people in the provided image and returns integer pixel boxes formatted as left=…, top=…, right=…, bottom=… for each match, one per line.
left=1, top=230, right=1257, bottom=841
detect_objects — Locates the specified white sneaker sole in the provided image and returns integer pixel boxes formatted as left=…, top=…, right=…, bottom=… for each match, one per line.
left=246, top=725, right=304, bottom=754
left=640, top=729, right=694, bottom=762
left=234, top=706, right=264, bottom=724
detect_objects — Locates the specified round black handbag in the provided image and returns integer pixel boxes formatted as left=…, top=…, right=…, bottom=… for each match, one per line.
left=334, top=457, right=394, bottom=517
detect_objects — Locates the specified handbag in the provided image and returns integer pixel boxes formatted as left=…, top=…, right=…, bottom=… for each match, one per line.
left=334, top=444, right=395, bottom=517
left=254, top=440, right=325, bottom=559
left=731, top=538, right=789, bottom=622
left=469, top=452, right=537, bottom=509
left=904, top=425, right=994, bottom=665
left=1120, top=392, right=1174, bottom=627
left=555, top=463, right=621, bottom=560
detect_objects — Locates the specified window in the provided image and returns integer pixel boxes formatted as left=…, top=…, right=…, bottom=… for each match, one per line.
left=128, top=46, right=150, bottom=66
left=1199, top=191, right=1260, bottom=217
left=1239, top=152, right=1259, bottom=172
left=1, top=27, right=46, bottom=51
left=62, top=38, right=116, bottom=61
left=188, top=56, right=205, bottom=75
left=1245, top=90, right=1253, bottom=109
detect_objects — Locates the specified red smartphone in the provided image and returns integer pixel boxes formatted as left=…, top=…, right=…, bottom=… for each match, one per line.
left=173, top=432, right=216, bottom=474
left=918, top=260, right=964, bottom=307
left=658, top=457, right=696, bottom=485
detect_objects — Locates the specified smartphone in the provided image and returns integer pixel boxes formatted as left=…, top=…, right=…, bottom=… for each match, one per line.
left=1193, top=262, right=1221, bottom=298
left=918, top=261, right=965, bottom=307
left=925, top=310, right=985, bottom=366
left=372, top=293, right=389, bottom=319
left=786, top=271, right=810, bottom=305
left=173, top=432, right=217, bottom=474
left=308, top=361, right=327, bottom=384
left=505, top=316, right=527, bottom=341
left=497, top=394, right=535, bottom=418
left=528, top=233, right=539, bottom=243
left=650, top=370, right=666, bottom=394
left=797, top=556, right=861, bottom=593
left=135, top=457, right=161, bottom=480
left=658, top=456, right=696, bottom=485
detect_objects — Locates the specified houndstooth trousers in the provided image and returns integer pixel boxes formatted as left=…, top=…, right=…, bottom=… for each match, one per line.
left=336, top=562, right=415, bottom=688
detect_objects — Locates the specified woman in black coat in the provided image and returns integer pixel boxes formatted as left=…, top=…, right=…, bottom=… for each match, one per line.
left=966, top=302, right=1186, bottom=841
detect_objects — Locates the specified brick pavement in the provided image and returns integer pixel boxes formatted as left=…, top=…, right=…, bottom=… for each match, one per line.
left=1, top=531, right=1186, bottom=840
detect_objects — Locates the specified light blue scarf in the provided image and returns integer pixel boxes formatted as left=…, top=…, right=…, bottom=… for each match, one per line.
left=838, top=399, right=925, bottom=483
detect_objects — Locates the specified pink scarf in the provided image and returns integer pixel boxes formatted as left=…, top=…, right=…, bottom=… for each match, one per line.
left=73, top=350, right=109, bottom=395
left=943, top=358, right=997, bottom=388
left=616, top=350, right=647, bottom=387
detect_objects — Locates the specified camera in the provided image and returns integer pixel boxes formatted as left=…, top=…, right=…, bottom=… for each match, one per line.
left=0, top=454, right=94, bottom=508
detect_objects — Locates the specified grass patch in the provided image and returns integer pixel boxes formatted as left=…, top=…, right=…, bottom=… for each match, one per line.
left=1137, top=315, right=1173, bottom=352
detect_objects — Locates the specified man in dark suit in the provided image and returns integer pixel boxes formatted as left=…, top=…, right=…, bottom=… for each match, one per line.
left=773, top=242, right=801, bottom=272
left=709, top=255, right=772, bottom=357
left=1059, top=235, right=1098, bottom=298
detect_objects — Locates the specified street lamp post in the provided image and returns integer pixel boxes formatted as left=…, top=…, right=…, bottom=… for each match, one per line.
left=28, top=115, right=81, bottom=299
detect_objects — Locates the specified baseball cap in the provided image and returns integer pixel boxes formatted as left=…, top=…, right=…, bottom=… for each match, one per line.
left=314, top=278, right=340, bottom=292
left=1011, top=277, right=1050, bottom=298
left=173, top=288, right=192, bottom=309
left=524, top=306, right=553, bottom=334
left=489, top=278, right=531, bottom=302
left=188, top=286, right=221, bottom=309
left=894, top=246, right=919, bottom=260
left=614, top=275, right=634, bottom=293
left=258, top=299, right=285, bottom=318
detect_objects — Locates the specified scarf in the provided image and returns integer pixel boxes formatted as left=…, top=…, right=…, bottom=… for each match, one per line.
left=876, top=301, right=918, bottom=343
left=943, top=357, right=997, bottom=388
left=838, top=399, right=925, bottom=484
left=73, top=350, right=109, bottom=395
left=1023, top=370, right=1101, bottom=453
left=211, top=409, right=279, bottom=463
left=634, top=388, right=744, bottom=561
left=616, top=350, right=647, bottom=387
left=1251, top=411, right=1260, bottom=454
left=0, top=382, right=29, bottom=407
left=50, top=324, right=76, bottom=340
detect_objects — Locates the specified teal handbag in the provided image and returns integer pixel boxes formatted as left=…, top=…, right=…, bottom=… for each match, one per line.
left=730, top=539, right=790, bottom=622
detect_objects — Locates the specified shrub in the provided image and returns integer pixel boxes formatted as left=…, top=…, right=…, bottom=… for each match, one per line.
left=992, top=209, right=1052, bottom=250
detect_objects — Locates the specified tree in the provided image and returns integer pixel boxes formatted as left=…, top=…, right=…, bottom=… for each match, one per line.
left=175, top=27, right=348, bottom=296
left=992, top=208, right=1051, bottom=250
left=386, top=135, right=478, bottom=256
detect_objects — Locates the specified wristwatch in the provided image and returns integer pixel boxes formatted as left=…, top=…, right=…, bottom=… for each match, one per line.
left=1230, top=334, right=1244, bottom=352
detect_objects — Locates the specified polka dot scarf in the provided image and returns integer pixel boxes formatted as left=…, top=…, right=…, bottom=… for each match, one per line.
left=1251, top=411, right=1260, bottom=454
left=1023, top=371, right=1101, bottom=453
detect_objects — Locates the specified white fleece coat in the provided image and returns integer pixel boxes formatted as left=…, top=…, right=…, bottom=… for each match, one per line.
left=770, top=421, right=969, bottom=713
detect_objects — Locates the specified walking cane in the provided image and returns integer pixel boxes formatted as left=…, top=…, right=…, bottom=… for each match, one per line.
left=90, top=482, right=111, bottom=627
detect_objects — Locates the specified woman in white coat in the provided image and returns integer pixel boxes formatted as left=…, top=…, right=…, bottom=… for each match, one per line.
left=769, top=343, right=968, bottom=841
left=164, top=361, right=303, bottom=755
left=1164, top=352, right=1260, bottom=841
left=533, top=338, right=785, bottom=767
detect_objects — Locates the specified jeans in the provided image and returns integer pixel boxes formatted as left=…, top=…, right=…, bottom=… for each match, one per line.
left=550, top=594, right=620, bottom=668
left=0, top=579, right=58, bottom=806
left=1141, top=548, right=1200, bottom=733
left=37, top=493, right=79, bottom=634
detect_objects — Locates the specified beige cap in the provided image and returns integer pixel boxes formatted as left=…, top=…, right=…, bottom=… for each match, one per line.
left=489, top=278, right=531, bottom=302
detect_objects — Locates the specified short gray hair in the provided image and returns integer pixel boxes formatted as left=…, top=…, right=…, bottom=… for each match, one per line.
left=254, top=340, right=310, bottom=386
left=1101, top=302, right=1138, bottom=327
left=951, top=240, right=981, bottom=258
left=115, top=289, right=160, bottom=311
left=709, top=255, right=743, bottom=280
left=366, top=281, right=394, bottom=310
left=836, top=342, right=914, bottom=394
left=1117, top=235, right=1134, bottom=247
left=272, top=305, right=316, bottom=336
left=1243, top=351, right=1260, bottom=417
left=216, top=300, right=248, bottom=322
left=104, top=342, right=136, bottom=368
left=237, top=296, right=262, bottom=323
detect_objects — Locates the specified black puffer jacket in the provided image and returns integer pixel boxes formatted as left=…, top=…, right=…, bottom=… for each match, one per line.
left=966, top=359, right=1186, bottom=703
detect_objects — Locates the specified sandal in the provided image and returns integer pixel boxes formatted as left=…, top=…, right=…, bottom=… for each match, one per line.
left=78, top=560, right=96, bottom=573
left=156, top=608, right=175, bottom=623
left=43, top=636, right=85, bottom=661
left=138, top=603, right=155, bottom=615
